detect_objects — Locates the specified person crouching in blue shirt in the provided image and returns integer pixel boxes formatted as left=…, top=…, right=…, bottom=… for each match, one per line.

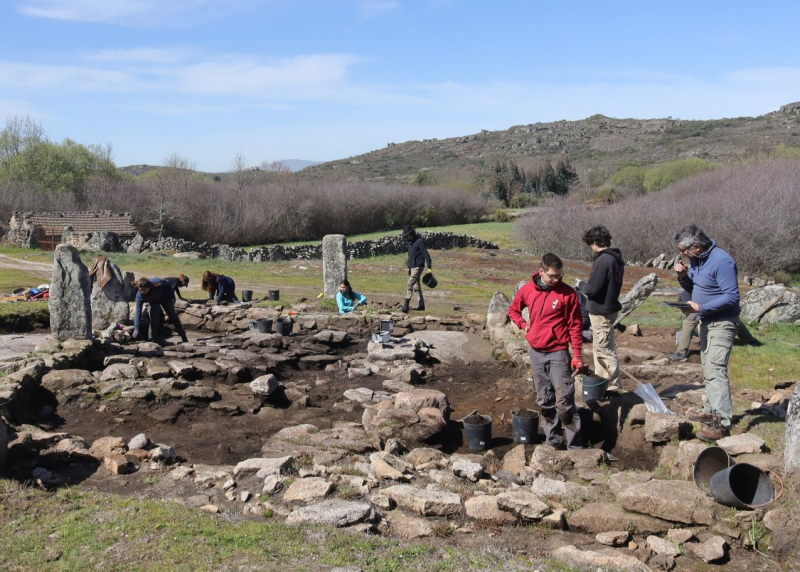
left=202, top=271, right=239, bottom=304
left=336, top=279, right=367, bottom=314
left=133, top=278, right=189, bottom=344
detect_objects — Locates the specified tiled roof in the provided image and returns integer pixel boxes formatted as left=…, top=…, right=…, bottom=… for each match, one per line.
left=10, top=211, right=138, bottom=237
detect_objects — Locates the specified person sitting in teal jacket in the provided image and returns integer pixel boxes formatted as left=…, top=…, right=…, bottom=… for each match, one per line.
left=336, top=279, right=367, bottom=313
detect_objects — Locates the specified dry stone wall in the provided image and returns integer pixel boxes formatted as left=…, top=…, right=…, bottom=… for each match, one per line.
left=148, top=232, right=498, bottom=262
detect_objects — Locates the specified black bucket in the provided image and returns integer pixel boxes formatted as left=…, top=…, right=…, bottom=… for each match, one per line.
left=710, top=463, right=775, bottom=509
left=693, top=446, right=733, bottom=492
left=582, top=376, right=608, bottom=402
left=276, top=317, right=292, bottom=336
left=511, top=409, right=539, bottom=444
left=463, top=414, right=492, bottom=451
left=268, top=289, right=280, bottom=301
left=422, top=272, right=438, bottom=289
left=241, top=289, right=253, bottom=302
left=256, top=318, right=272, bottom=334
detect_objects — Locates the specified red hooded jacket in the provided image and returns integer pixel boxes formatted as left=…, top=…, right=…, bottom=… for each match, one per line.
left=508, top=273, right=583, bottom=354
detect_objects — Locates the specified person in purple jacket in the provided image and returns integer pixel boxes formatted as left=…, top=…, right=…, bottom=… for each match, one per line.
left=674, top=224, right=740, bottom=442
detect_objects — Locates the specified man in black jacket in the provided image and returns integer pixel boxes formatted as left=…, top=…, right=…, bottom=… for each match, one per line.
left=577, top=226, right=625, bottom=390
left=401, top=225, right=432, bottom=313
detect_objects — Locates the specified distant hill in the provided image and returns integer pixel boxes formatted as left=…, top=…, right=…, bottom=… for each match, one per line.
left=119, top=159, right=321, bottom=178
left=280, top=159, right=322, bottom=172
left=301, top=103, right=800, bottom=185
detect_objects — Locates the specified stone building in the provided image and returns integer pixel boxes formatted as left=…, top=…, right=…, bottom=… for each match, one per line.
left=6, top=211, right=138, bottom=251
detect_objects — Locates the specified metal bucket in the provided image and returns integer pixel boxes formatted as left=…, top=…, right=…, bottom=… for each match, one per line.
left=693, top=446, right=734, bottom=492
left=709, top=463, right=775, bottom=509
left=511, top=409, right=539, bottom=444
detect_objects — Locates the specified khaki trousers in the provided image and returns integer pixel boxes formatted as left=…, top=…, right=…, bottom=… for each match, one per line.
left=589, top=312, right=620, bottom=385
left=405, top=267, right=424, bottom=303
left=699, top=319, right=737, bottom=428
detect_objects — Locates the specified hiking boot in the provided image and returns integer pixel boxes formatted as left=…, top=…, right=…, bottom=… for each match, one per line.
left=668, top=352, right=688, bottom=362
left=697, top=421, right=730, bottom=443
left=748, top=338, right=764, bottom=347
left=415, top=302, right=425, bottom=311
left=686, top=408, right=717, bottom=424
left=400, top=299, right=410, bottom=313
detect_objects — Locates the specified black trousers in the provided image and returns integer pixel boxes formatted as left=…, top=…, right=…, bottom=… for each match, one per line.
left=148, top=299, right=187, bottom=342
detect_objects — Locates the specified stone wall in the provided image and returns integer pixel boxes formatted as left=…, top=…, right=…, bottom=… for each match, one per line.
left=149, top=232, right=498, bottom=262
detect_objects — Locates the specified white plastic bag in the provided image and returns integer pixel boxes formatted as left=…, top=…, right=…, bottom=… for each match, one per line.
left=633, top=381, right=674, bottom=415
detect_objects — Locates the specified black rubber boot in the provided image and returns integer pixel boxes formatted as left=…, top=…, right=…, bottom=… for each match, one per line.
left=415, top=301, right=425, bottom=311
left=401, top=298, right=410, bottom=313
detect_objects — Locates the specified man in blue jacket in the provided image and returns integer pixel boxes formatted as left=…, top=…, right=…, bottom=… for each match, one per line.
left=133, top=277, right=189, bottom=345
left=674, top=225, right=740, bottom=442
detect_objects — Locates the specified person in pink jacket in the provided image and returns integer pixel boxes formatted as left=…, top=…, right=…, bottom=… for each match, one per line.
left=508, top=253, right=585, bottom=449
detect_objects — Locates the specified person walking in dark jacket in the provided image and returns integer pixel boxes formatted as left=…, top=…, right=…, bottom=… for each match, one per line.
left=201, top=271, right=238, bottom=304
left=674, top=224, right=740, bottom=442
left=133, top=277, right=188, bottom=344
left=164, top=275, right=190, bottom=301
left=509, top=253, right=585, bottom=449
left=401, top=225, right=432, bottom=313
left=577, top=226, right=625, bottom=390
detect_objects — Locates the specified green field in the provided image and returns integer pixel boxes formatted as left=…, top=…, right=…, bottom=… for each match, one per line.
left=255, top=221, right=518, bottom=250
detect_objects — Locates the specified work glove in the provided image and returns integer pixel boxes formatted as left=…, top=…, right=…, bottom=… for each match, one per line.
left=570, top=357, right=584, bottom=372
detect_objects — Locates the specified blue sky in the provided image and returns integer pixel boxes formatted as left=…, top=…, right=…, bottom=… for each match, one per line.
left=1, top=1, right=798, bottom=171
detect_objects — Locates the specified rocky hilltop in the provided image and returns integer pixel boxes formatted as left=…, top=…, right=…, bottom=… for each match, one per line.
left=303, top=103, right=800, bottom=183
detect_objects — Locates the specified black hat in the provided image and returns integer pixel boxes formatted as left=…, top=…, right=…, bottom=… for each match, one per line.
left=401, top=225, right=415, bottom=237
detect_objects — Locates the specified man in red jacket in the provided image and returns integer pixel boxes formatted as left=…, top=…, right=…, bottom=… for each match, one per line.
left=508, top=253, right=585, bottom=449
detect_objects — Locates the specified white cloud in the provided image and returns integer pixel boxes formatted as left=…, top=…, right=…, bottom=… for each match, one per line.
left=15, top=0, right=238, bottom=25
left=0, top=62, right=137, bottom=92
left=358, top=1, right=399, bottom=18
left=87, top=47, right=193, bottom=64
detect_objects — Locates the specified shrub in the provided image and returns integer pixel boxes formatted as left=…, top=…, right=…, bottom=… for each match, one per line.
left=606, top=164, right=646, bottom=194
left=515, top=159, right=800, bottom=274
left=494, top=209, right=512, bottom=223
left=642, top=158, right=720, bottom=193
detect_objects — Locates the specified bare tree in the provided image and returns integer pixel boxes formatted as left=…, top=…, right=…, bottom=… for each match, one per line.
left=259, top=160, right=292, bottom=174
left=146, top=153, right=196, bottom=240
left=0, top=115, right=45, bottom=167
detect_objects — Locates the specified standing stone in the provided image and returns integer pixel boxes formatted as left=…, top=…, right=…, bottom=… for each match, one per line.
left=127, top=234, right=145, bottom=254
left=323, top=234, right=348, bottom=298
left=786, top=383, right=800, bottom=475
left=49, top=244, right=92, bottom=341
left=122, top=271, right=137, bottom=302
left=486, top=291, right=511, bottom=329
left=615, top=273, right=659, bottom=325
left=91, top=259, right=130, bottom=331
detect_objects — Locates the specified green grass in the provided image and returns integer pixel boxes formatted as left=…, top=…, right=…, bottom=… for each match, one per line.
left=0, top=268, right=49, bottom=296
left=0, top=480, right=579, bottom=572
